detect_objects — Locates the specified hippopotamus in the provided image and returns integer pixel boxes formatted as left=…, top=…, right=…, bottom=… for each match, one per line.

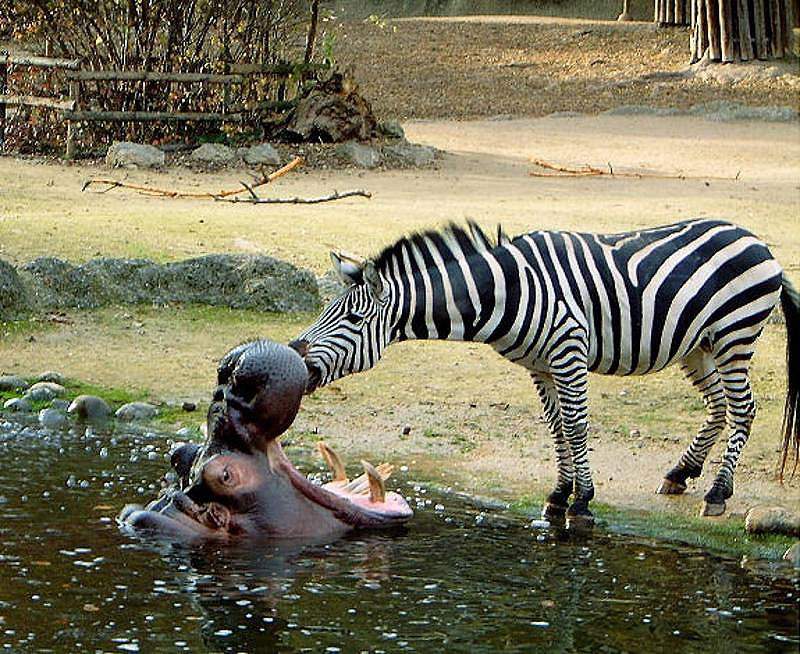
left=120, top=339, right=412, bottom=541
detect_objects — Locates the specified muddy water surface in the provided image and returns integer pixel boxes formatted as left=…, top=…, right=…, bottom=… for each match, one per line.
left=0, top=419, right=797, bottom=652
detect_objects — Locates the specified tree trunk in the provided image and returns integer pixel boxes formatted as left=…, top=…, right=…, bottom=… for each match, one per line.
left=655, top=0, right=691, bottom=25
left=690, top=0, right=792, bottom=61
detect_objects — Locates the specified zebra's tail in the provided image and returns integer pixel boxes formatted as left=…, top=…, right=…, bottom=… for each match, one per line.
left=779, top=274, right=800, bottom=479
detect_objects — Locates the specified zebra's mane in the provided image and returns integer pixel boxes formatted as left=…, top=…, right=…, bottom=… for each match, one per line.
left=372, top=221, right=501, bottom=273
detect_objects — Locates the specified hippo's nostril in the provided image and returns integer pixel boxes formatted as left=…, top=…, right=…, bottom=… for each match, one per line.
left=288, top=339, right=309, bottom=358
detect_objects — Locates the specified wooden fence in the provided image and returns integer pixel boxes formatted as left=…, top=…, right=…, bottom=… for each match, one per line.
left=0, top=52, right=325, bottom=158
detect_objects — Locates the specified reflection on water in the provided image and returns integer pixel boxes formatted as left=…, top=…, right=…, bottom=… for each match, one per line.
left=0, top=418, right=797, bottom=652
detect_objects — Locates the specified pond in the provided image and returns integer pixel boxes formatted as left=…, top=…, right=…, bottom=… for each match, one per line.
left=0, top=418, right=797, bottom=652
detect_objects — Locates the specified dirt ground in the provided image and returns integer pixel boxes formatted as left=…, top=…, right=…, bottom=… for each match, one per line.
left=335, top=16, right=799, bottom=120
left=2, top=111, right=799, bottom=522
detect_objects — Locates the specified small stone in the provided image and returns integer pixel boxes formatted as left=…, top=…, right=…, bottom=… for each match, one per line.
left=3, top=397, right=32, bottom=413
left=50, top=399, right=70, bottom=411
left=38, top=408, right=67, bottom=430
left=189, top=142, right=237, bottom=165
left=106, top=141, right=164, bottom=169
left=242, top=143, right=281, bottom=166
left=382, top=141, right=435, bottom=167
left=115, top=401, right=158, bottom=422
left=26, top=382, right=66, bottom=402
left=629, top=428, right=641, bottom=439
left=745, top=506, right=800, bottom=536
left=181, top=401, right=197, bottom=412
left=335, top=141, right=383, bottom=169
left=68, top=395, right=112, bottom=422
left=378, top=120, right=405, bottom=140
left=37, top=371, right=64, bottom=384
left=783, top=542, right=800, bottom=567
left=0, top=375, right=29, bottom=392
left=402, top=424, right=411, bottom=435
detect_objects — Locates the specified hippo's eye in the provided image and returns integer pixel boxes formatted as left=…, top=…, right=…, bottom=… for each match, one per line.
left=345, top=311, right=365, bottom=325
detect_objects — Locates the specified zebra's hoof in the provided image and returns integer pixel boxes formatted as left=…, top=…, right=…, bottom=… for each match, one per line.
left=542, top=503, right=567, bottom=524
left=701, top=501, right=726, bottom=517
left=566, top=512, right=595, bottom=531
left=656, top=478, right=687, bottom=495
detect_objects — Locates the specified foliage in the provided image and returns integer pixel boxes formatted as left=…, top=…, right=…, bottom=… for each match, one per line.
left=0, top=0, right=322, bottom=153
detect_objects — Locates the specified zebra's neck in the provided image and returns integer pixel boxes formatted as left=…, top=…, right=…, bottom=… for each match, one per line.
left=382, top=232, right=512, bottom=345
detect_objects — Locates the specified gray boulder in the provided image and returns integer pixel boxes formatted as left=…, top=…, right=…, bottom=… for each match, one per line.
left=0, top=258, right=28, bottom=318
left=335, top=141, right=383, bottom=169
left=26, top=382, right=66, bottom=402
left=38, top=408, right=67, bottom=430
left=745, top=506, right=800, bottom=536
left=3, top=397, right=32, bottom=413
left=115, top=402, right=158, bottom=422
left=68, top=395, right=112, bottom=422
left=106, top=142, right=165, bottom=169
left=242, top=143, right=281, bottom=166
left=50, top=398, right=70, bottom=411
left=0, top=375, right=29, bottom=392
left=190, top=143, right=237, bottom=165
left=383, top=141, right=436, bottom=167
left=37, top=371, right=64, bottom=385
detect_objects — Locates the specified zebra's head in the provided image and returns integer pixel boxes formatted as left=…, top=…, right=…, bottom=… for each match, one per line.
left=290, top=252, right=393, bottom=393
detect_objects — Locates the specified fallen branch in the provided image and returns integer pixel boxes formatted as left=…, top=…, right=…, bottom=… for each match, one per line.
left=215, top=189, right=372, bottom=204
left=530, top=158, right=739, bottom=181
left=82, top=156, right=304, bottom=198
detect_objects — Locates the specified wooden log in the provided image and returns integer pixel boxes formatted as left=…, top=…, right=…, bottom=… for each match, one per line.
left=0, top=94, right=76, bottom=111
left=771, top=0, right=786, bottom=57
left=228, top=62, right=327, bottom=75
left=0, top=51, right=6, bottom=151
left=738, top=0, right=755, bottom=60
left=706, top=0, right=722, bottom=59
left=8, top=55, right=81, bottom=70
left=753, top=0, right=769, bottom=58
left=677, top=0, right=686, bottom=25
left=63, top=109, right=243, bottom=122
left=65, top=78, right=80, bottom=159
left=719, top=0, right=735, bottom=61
left=67, top=70, right=244, bottom=83
left=304, top=0, right=321, bottom=63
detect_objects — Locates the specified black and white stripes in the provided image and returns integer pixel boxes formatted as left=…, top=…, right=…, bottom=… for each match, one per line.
left=292, top=219, right=799, bottom=521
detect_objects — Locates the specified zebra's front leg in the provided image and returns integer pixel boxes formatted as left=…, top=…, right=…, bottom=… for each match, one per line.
left=552, top=364, right=594, bottom=528
left=532, top=373, right=574, bottom=523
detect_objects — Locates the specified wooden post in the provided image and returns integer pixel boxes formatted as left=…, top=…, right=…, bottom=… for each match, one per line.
left=738, top=0, right=755, bottom=59
left=65, top=77, right=80, bottom=159
left=0, top=51, right=7, bottom=152
left=719, top=0, right=735, bottom=60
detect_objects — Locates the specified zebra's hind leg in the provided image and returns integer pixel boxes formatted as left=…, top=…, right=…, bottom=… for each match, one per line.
left=657, top=348, right=727, bottom=496
left=532, top=373, right=574, bottom=523
left=701, top=353, right=758, bottom=517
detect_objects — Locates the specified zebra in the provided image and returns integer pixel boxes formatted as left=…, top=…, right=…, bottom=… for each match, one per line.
left=290, top=219, right=800, bottom=525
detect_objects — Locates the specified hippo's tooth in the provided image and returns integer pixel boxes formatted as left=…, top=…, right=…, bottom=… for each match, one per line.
left=361, top=460, right=386, bottom=503
left=317, top=441, right=348, bottom=482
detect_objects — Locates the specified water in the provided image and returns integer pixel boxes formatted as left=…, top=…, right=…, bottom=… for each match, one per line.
left=0, top=419, right=797, bottom=653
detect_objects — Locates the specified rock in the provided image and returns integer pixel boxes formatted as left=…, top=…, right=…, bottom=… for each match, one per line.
left=181, top=401, right=197, bottom=412
left=688, top=101, right=798, bottom=123
left=189, top=142, right=237, bottom=165
left=3, top=397, right=32, bottom=413
left=38, top=408, right=67, bottom=430
left=50, top=399, right=70, bottom=411
left=106, top=141, right=165, bottom=169
left=115, top=401, right=158, bottom=422
left=37, top=371, right=64, bottom=384
left=25, top=382, right=66, bottom=402
left=629, top=428, right=641, bottom=439
left=382, top=141, right=436, bottom=167
left=744, top=506, right=800, bottom=536
left=0, top=258, right=29, bottom=318
left=784, top=543, right=800, bottom=567
left=285, top=72, right=378, bottom=143
left=242, top=143, right=281, bottom=166
left=402, top=424, right=412, bottom=436
left=335, top=141, right=383, bottom=168
left=68, top=395, right=112, bottom=422
left=378, top=120, right=405, bottom=140
left=0, top=375, right=29, bottom=392
left=17, top=254, right=319, bottom=313
left=546, top=111, right=584, bottom=119
left=602, top=105, right=681, bottom=117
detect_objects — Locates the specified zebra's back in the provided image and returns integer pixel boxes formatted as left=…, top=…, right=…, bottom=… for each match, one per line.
left=506, top=219, right=783, bottom=375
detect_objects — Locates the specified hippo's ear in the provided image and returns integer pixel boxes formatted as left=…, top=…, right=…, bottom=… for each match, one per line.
left=363, top=260, right=387, bottom=302
left=330, top=251, right=363, bottom=286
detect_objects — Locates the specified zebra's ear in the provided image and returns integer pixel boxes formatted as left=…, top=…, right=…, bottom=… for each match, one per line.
left=330, top=251, right=363, bottom=286
left=363, top=260, right=387, bottom=301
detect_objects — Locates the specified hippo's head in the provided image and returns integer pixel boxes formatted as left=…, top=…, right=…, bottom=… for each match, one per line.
left=121, top=340, right=412, bottom=541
